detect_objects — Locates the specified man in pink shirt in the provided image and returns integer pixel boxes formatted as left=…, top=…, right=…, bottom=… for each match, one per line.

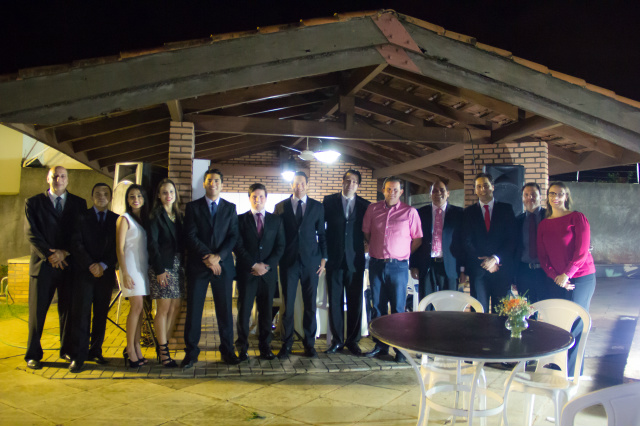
left=363, top=176, right=422, bottom=363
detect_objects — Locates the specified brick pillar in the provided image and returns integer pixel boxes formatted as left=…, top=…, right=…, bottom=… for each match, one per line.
left=168, top=121, right=195, bottom=205
left=463, top=141, right=549, bottom=206
left=167, top=121, right=194, bottom=349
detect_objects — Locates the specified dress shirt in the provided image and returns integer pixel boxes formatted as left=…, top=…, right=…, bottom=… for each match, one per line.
left=478, top=198, right=495, bottom=218
left=205, top=196, right=220, bottom=211
left=431, top=202, right=447, bottom=258
left=362, top=200, right=422, bottom=261
left=48, top=190, right=67, bottom=209
left=341, top=193, right=354, bottom=218
left=521, top=207, right=542, bottom=263
left=291, top=195, right=307, bottom=216
left=250, top=208, right=266, bottom=228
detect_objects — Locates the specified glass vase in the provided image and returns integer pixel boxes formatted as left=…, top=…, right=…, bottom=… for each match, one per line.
left=505, top=314, right=529, bottom=338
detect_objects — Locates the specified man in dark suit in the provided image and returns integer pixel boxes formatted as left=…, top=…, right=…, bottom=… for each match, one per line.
left=182, top=168, right=239, bottom=367
left=515, top=182, right=550, bottom=304
left=69, top=183, right=118, bottom=373
left=462, top=173, right=516, bottom=313
left=410, top=180, right=464, bottom=302
left=24, top=166, right=87, bottom=370
left=274, top=171, right=328, bottom=359
left=322, top=169, right=370, bottom=355
left=234, top=183, right=285, bottom=361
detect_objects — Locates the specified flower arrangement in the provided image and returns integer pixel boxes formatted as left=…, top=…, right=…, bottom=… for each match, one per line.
left=495, top=293, right=536, bottom=338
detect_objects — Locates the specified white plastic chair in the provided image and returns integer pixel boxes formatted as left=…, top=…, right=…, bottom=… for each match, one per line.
left=560, top=382, right=640, bottom=426
left=407, top=272, right=420, bottom=312
left=504, top=299, right=592, bottom=426
left=418, top=291, right=486, bottom=425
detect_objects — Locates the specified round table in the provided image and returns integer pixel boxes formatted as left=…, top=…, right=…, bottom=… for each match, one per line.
left=369, top=311, right=574, bottom=426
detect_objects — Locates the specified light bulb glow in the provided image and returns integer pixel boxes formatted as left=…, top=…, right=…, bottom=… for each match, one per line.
left=314, top=150, right=341, bottom=163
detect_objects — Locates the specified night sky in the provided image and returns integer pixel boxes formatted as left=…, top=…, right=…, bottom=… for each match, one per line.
left=3, top=1, right=640, bottom=100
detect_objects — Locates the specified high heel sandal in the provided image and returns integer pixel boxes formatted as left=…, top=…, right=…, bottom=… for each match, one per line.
left=156, top=343, right=178, bottom=368
left=123, top=348, right=144, bottom=368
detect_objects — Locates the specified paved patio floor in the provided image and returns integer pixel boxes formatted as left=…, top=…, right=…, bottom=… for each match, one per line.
left=0, top=276, right=638, bottom=425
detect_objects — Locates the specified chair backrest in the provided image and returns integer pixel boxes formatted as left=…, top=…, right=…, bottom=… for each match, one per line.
left=531, top=299, right=592, bottom=380
left=418, top=290, right=484, bottom=313
left=560, top=382, right=640, bottom=426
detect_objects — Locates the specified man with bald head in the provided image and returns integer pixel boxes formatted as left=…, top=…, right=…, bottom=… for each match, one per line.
left=24, top=166, right=87, bottom=370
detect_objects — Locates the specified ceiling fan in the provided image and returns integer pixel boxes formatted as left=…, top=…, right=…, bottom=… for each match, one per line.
left=281, top=137, right=341, bottom=163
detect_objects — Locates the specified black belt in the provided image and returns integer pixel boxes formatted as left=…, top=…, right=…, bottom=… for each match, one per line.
left=371, top=257, right=407, bottom=264
left=521, top=262, right=541, bottom=270
left=431, top=257, right=444, bottom=263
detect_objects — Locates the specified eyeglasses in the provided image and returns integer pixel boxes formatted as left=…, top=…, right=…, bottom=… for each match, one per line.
left=475, top=184, right=491, bottom=190
left=548, top=191, right=566, bottom=198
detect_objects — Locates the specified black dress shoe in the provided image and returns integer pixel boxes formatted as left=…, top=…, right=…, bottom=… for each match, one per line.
left=364, top=346, right=389, bottom=358
left=394, top=351, right=407, bottom=364
left=238, top=352, right=249, bottom=362
left=180, top=357, right=196, bottom=369
left=259, top=350, right=276, bottom=360
left=69, top=360, right=84, bottom=373
left=277, top=346, right=292, bottom=360
left=89, top=355, right=109, bottom=365
left=324, top=343, right=344, bottom=354
left=304, top=347, right=318, bottom=358
left=26, top=359, right=42, bottom=370
left=221, top=352, right=241, bottom=365
left=61, top=353, right=72, bottom=362
left=345, top=342, right=362, bottom=356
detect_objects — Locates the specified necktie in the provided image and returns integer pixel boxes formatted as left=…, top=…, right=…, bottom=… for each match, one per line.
left=211, top=201, right=217, bottom=226
left=483, top=205, right=491, bottom=232
left=344, top=198, right=350, bottom=219
left=98, top=211, right=105, bottom=225
left=432, top=208, right=443, bottom=256
left=256, top=212, right=264, bottom=238
left=55, top=196, right=63, bottom=214
left=529, top=213, right=537, bottom=259
left=295, top=200, right=303, bottom=227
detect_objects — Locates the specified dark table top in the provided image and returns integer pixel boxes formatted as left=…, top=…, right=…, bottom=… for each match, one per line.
left=369, top=311, right=574, bottom=362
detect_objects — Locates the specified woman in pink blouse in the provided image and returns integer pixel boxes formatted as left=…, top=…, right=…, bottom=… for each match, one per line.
left=537, top=181, right=595, bottom=376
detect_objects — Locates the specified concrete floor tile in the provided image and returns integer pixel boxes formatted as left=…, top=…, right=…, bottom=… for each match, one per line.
left=182, top=377, right=269, bottom=401
left=355, top=369, right=419, bottom=391
left=92, top=390, right=217, bottom=420
left=25, top=392, right=125, bottom=424
left=178, top=402, right=303, bottom=426
left=380, top=388, right=421, bottom=418
left=85, top=379, right=173, bottom=404
left=358, top=407, right=416, bottom=423
left=285, top=396, right=374, bottom=424
left=0, top=377, right=82, bottom=409
left=324, top=383, right=405, bottom=408
left=230, top=385, right=317, bottom=415
left=64, top=417, right=170, bottom=426
left=0, top=401, right=56, bottom=426
left=271, top=372, right=365, bottom=395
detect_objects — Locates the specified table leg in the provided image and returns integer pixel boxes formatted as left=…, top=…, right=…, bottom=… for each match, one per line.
left=397, top=348, right=429, bottom=426
left=501, top=361, right=525, bottom=426
left=466, top=361, right=485, bottom=426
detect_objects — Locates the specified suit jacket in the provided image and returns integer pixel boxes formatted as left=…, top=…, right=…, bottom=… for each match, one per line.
left=274, top=195, right=328, bottom=268
left=25, top=191, right=87, bottom=276
left=234, top=211, right=285, bottom=280
left=322, top=192, right=370, bottom=272
left=410, top=203, right=463, bottom=279
left=148, top=209, right=185, bottom=274
left=70, top=208, right=118, bottom=282
left=184, top=197, right=238, bottom=275
left=515, top=207, right=547, bottom=264
left=462, top=201, right=516, bottom=275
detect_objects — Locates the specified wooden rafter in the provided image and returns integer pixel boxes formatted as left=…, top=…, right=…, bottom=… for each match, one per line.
left=491, top=116, right=562, bottom=144
left=372, top=145, right=464, bottom=178
left=85, top=133, right=168, bottom=161
left=73, top=121, right=170, bottom=153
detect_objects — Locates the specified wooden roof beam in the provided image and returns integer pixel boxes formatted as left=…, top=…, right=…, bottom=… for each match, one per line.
left=200, top=142, right=283, bottom=162
left=355, top=98, right=424, bottom=126
left=491, top=116, right=562, bottom=144
left=213, top=92, right=328, bottom=117
left=188, top=114, right=489, bottom=144
left=98, top=145, right=169, bottom=168
left=547, top=145, right=584, bottom=165
left=551, top=125, right=625, bottom=159
left=362, top=81, right=489, bottom=129
left=166, top=100, right=183, bottom=121
left=72, top=121, right=170, bottom=153
left=196, top=135, right=285, bottom=153
left=85, top=133, right=169, bottom=161
left=372, top=144, right=465, bottom=178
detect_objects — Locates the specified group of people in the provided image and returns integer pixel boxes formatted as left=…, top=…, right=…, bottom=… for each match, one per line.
left=23, top=165, right=594, bottom=373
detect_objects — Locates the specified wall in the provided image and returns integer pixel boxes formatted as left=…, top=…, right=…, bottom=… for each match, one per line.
left=219, top=149, right=378, bottom=203
left=0, top=168, right=112, bottom=265
left=565, top=182, right=640, bottom=264
left=0, top=126, right=23, bottom=194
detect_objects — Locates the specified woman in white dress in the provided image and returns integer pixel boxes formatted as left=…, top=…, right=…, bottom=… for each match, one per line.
left=116, top=184, right=150, bottom=368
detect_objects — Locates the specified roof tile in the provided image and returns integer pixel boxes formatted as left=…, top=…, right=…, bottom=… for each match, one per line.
left=399, top=14, right=445, bottom=35
left=120, top=46, right=167, bottom=59
left=19, top=64, right=72, bottom=79
left=549, top=70, right=586, bottom=87
left=476, top=42, right=511, bottom=58
left=512, top=57, right=549, bottom=74
left=443, top=30, right=476, bottom=45
left=614, top=94, right=640, bottom=109
left=585, top=83, right=616, bottom=98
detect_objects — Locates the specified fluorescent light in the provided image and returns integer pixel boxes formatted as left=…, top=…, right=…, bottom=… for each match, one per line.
left=314, top=150, right=341, bottom=163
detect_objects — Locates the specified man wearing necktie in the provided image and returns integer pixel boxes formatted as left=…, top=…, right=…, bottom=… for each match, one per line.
left=462, top=173, right=516, bottom=313
left=233, top=183, right=285, bottom=361
left=514, top=182, right=550, bottom=304
left=322, top=170, right=371, bottom=355
left=24, top=166, right=87, bottom=370
left=69, top=183, right=118, bottom=372
left=274, top=171, right=328, bottom=359
left=410, top=180, right=464, bottom=302
left=182, top=169, right=240, bottom=367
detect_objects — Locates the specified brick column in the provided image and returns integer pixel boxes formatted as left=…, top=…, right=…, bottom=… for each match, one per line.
left=168, top=121, right=195, bottom=205
left=463, top=141, right=549, bottom=206
left=167, top=121, right=194, bottom=349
